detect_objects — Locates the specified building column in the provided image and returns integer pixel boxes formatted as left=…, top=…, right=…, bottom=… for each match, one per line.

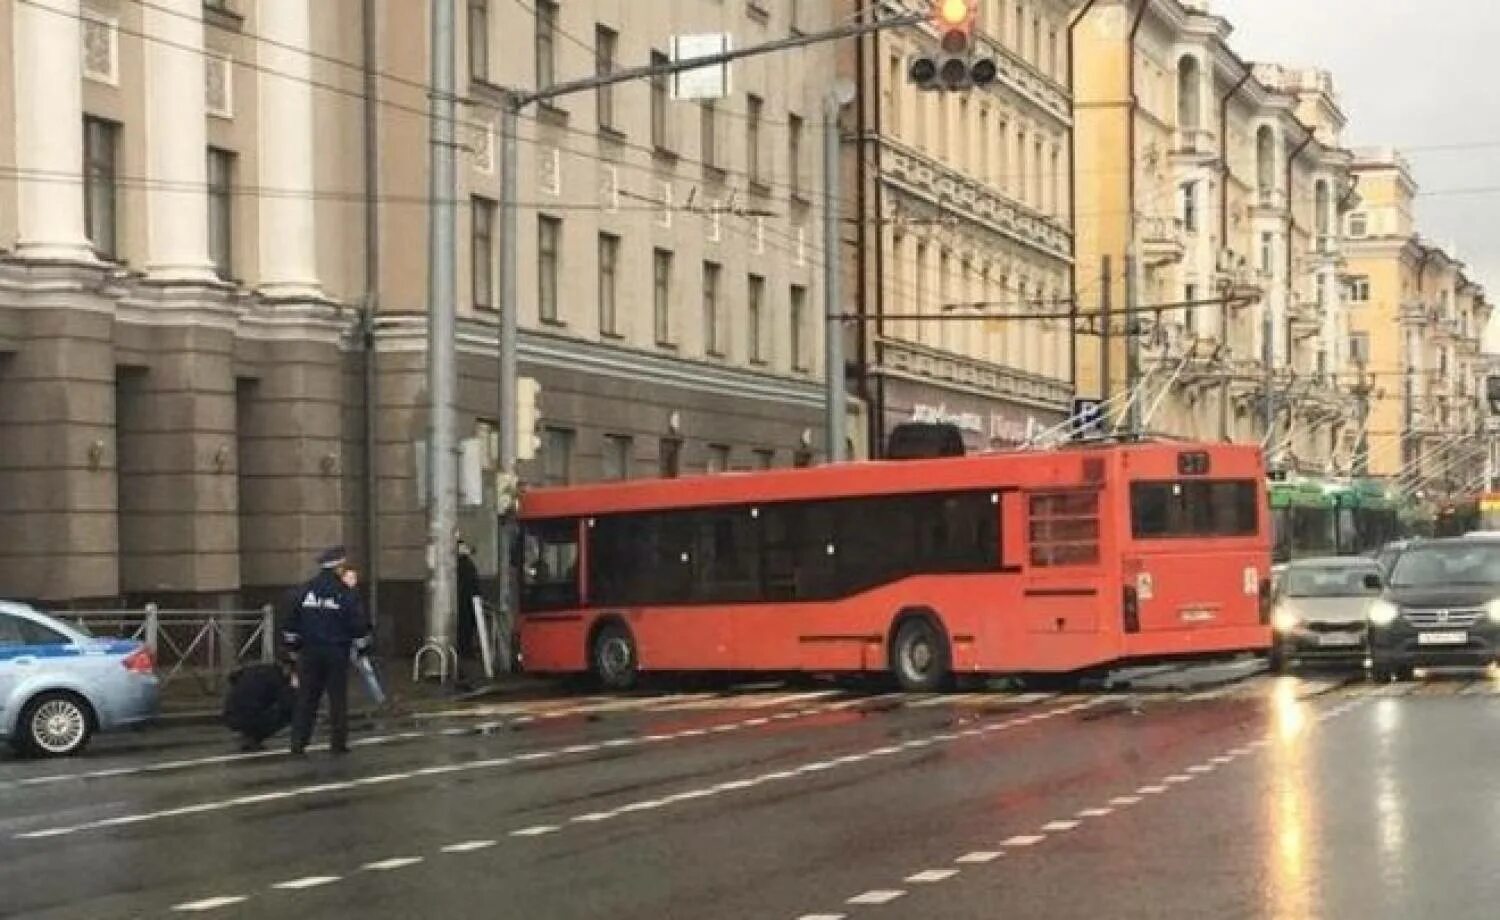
left=142, top=0, right=216, bottom=281
left=255, top=0, right=322, bottom=300
left=12, top=0, right=94, bottom=262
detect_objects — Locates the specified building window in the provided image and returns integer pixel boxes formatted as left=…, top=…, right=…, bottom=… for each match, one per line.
left=207, top=147, right=235, bottom=280
left=1048, top=28, right=1058, bottom=80
left=468, top=0, right=489, bottom=81
left=748, top=274, right=766, bottom=364
left=1260, top=231, right=1274, bottom=274
left=700, top=101, right=718, bottom=170
left=595, top=25, right=617, bottom=131
left=1184, top=283, right=1198, bottom=334
left=706, top=444, right=731, bottom=474
left=602, top=434, right=633, bottom=481
left=788, top=113, right=804, bottom=196
left=1181, top=181, right=1198, bottom=232
left=83, top=116, right=120, bottom=260
left=538, top=215, right=561, bottom=323
left=542, top=427, right=574, bottom=486
left=1349, top=332, right=1370, bottom=366
left=1348, top=212, right=1369, bottom=238
left=703, top=261, right=723, bottom=356
left=1348, top=276, right=1370, bottom=304
left=747, top=94, right=764, bottom=185
left=754, top=449, right=775, bottom=470
left=659, top=437, right=682, bottom=478
left=471, top=196, right=496, bottom=310
left=654, top=248, right=674, bottom=344
left=791, top=284, right=809, bottom=372
left=598, top=232, right=620, bottom=335
left=535, top=0, right=557, bottom=91
left=650, top=50, right=671, bottom=150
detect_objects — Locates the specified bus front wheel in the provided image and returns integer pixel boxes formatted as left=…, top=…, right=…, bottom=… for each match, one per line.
left=891, top=618, right=951, bottom=693
left=590, top=621, right=639, bottom=692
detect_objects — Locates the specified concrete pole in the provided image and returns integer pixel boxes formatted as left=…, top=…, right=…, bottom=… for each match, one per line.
left=823, top=94, right=847, bottom=463
left=423, top=0, right=458, bottom=674
left=1263, top=296, right=1275, bottom=450
left=496, top=95, right=521, bottom=655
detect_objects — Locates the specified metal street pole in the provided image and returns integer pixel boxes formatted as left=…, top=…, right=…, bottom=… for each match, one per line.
left=1262, top=297, right=1275, bottom=451
left=823, top=93, right=846, bottom=463
left=494, top=93, right=520, bottom=666
left=423, top=0, right=458, bottom=676
left=1099, top=255, right=1113, bottom=427
left=1124, top=249, right=1139, bottom=436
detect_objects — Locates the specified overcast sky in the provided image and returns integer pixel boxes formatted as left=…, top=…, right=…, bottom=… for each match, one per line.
left=1215, top=0, right=1500, bottom=325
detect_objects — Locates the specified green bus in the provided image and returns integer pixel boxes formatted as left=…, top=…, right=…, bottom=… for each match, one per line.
left=1268, top=478, right=1403, bottom=563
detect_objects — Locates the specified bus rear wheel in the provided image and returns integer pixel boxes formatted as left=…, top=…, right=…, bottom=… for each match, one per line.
left=590, top=621, right=639, bottom=692
left=891, top=618, right=951, bottom=693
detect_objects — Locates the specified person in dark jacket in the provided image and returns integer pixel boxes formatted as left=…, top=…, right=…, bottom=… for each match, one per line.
left=222, top=659, right=296, bottom=752
left=455, top=538, right=482, bottom=676
left=283, top=546, right=371, bottom=755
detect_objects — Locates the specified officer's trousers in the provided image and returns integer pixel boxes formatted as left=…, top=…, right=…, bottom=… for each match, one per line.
left=290, top=646, right=351, bottom=751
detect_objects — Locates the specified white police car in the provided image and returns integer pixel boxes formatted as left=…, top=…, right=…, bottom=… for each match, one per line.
left=1, top=601, right=160, bottom=757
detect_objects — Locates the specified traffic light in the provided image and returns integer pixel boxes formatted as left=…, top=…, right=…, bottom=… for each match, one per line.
left=908, top=0, right=997, bottom=91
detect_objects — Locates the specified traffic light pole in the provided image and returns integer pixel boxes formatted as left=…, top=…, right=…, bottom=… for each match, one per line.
left=486, top=8, right=926, bottom=660
left=824, top=92, right=847, bottom=463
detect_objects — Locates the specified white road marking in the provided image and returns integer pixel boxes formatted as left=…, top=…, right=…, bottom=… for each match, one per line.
left=1187, top=765, right=1214, bottom=774
left=440, top=840, right=496, bottom=853
left=172, top=896, right=249, bottom=912
left=798, top=915, right=848, bottom=920
left=1164, top=774, right=1194, bottom=784
left=905, top=869, right=959, bottom=883
left=1002, top=835, right=1046, bottom=847
left=361, top=857, right=423, bottom=871
left=509, top=825, right=560, bottom=837
left=847, top=890, right=906, bottom=905
left=1138, top=785, right=1168, bottom=794
left=1040, top=820, right=1079, bottom=832
left=571, top=812, right=617, bottom=823
left=1110, top=795, right=1143, bottom=806
left=1077, top=808, right=1114, bottom=818
left=273, top=876, right=340, bottom=890
left=955, top=851, right=1002, bottom=864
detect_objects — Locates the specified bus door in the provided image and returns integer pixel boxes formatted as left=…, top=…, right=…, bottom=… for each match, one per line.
left=1020, top=488, right=1107, bottom=668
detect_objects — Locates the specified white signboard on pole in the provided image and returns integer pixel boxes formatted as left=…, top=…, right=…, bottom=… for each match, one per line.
left=671, top=33, right=732, bottom=101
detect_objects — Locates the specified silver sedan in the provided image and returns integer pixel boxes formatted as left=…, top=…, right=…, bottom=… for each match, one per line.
left=0, top=601, right=160, bottom=757
left=1270, top=557, right=1384, bottom=671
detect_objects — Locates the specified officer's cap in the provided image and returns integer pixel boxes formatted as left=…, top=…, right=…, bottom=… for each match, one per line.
left=318, top=546, right=347, bottom=569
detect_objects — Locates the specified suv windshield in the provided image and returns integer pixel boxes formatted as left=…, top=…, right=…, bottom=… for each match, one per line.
left=1388, top=543, right=1500, bottom=588
left=1283, top=565, right=1380, bottom=598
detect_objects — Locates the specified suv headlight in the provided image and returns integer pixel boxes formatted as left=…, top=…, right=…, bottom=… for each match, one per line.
left=1272, top=608, right=1300, bottom=631
left=1368, top=599, right=1399, bottom=627
left=1487, top=599, right=1500, bottom=624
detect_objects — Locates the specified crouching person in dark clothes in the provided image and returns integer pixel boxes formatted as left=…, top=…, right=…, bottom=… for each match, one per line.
left=222, top=659, right=296, bottom=752
left=283, top=546, right=372, bottom=756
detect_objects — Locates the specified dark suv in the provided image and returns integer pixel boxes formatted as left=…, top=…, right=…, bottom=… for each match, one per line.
left=1368, top=536, right=1500, bottom=681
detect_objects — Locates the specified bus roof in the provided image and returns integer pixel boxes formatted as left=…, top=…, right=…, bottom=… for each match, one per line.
left=520, top=441, right=1265, bottom=519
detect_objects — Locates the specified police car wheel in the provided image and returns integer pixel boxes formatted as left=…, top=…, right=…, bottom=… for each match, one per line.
left=21, top=692, right=94, bottom=758
left=591, top=622, right=638, bottom=692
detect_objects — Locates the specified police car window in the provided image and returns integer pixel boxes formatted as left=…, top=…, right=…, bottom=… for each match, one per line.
left=18, top=619, right=67, bottom=645
left=0, top=615, right=25, bottom=647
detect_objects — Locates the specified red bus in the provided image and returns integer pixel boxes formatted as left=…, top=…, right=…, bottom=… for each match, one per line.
left=516, top=440, right=1272, bottom=691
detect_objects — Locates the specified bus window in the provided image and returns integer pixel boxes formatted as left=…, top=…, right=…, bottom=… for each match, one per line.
left=1029, top=491, right=1101, bottom=566
left=1131, top=480, right=1258, bottom=538
left=521, top=518, right=581, bottom=611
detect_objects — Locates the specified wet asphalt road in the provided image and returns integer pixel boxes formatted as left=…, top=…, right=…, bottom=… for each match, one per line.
left=4, top=669, right=1500, bottom=919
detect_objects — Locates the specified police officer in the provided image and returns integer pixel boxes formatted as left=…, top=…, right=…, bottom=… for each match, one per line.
left=283, top=547, right=371, bottom=755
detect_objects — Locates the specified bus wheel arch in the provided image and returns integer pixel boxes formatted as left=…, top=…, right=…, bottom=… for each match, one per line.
left=888, top=608, right=953, bottom=692
left=587, top=616, right=639, bottom=692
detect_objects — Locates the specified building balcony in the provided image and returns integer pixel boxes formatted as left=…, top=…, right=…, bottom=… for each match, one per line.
left=1140, top=216, right=1187, bottom=266
left=1399, top=300, right=1427, bottom=324
left=1172, top=127, right=1218, bottom=159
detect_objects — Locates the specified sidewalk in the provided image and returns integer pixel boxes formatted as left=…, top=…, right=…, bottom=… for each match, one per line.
left=157, top=657, right=550, bottom=728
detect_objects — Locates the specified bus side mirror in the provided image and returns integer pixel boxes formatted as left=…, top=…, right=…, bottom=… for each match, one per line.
left=1363, top=573, right=1382, bottom=591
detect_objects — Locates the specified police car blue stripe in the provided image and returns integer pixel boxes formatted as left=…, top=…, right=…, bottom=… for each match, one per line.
left=0, top=640, right=140, bottom=662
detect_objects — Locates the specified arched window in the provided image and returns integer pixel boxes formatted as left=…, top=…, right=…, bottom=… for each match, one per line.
left=1256, top=126, right=1276, bottom=202
left=1176, top=56, right=1201, bottom=133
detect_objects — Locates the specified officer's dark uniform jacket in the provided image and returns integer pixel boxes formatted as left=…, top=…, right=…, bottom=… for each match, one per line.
left=283, top=571, right=370, bottom=652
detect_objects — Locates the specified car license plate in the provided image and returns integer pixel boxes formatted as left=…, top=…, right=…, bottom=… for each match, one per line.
left=1317, top=632, right=1361, bottom=648
left=1417, top=631, right=1468, bottom=646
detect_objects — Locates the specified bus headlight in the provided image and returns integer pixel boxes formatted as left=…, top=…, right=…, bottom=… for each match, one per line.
left=1368, top=600, right=1400, bottom=627
left=1272, top=608, right=1300, bottom=632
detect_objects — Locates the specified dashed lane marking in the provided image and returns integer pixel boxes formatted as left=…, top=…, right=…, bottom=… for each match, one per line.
left=1001, top=835, right=1046, bottom=847
left=847, top=890, right=906, bottom=905
left=509, top=825, right=560, bottom=837
left=1040, top=820, right=1079, bottom=832
left=171, top=896, right=249, bottom=912
left=955, top=851, right=1002, bottom=864
left=1077, top=808, right=1113, bottom=818
left=905, top=869, right=959, bottom=883
left=272, top=877, right=340, bottom=891
left=440, top=840, right=496, bottom=853
left=1109, top=795, right=1142, bottom=806
left=361, top=857, right=424, bottom=871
